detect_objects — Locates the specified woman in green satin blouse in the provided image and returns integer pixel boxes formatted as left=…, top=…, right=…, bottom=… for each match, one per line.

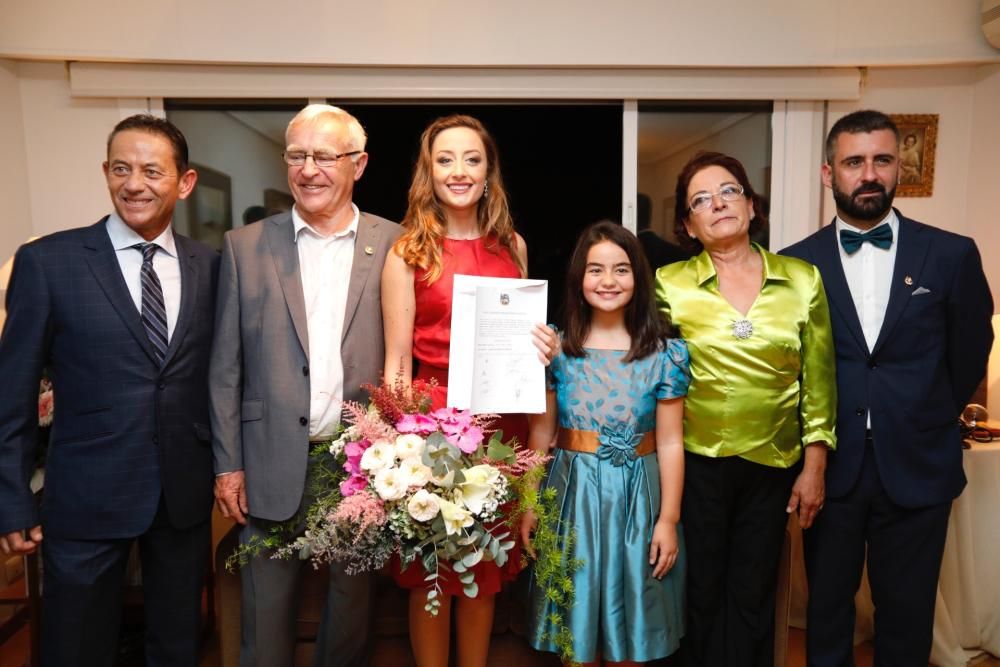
left=653, top=151, right=836, bottom=667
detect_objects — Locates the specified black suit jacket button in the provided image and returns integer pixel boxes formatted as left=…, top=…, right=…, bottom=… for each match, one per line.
left=868, top=361, right=877, bottom=369
left=152, top=434, right=159, bottom=444
left=302, top=366, right=309, bottom=376
left=158, top=382, right=166, bottom=390
left=855, top=408, right=865, bottom=416
left=300, top=416, right=308, bottom=426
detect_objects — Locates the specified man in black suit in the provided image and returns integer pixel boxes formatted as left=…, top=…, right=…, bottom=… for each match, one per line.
left=636, top=192, right=689, bottom=271
left=0, top=115, right=219, bottom=666
left=782, top=110, right=993, bottom=666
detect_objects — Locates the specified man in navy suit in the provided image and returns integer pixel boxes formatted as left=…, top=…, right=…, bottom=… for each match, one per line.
left=782, top=110, right=993, bottom=666
left=0, top=115, right=219, bottom=666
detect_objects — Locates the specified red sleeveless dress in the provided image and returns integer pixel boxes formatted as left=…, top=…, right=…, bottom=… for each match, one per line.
left=393, top=236, right=527, bottom=596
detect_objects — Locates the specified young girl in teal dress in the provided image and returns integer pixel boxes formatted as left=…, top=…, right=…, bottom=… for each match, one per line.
left=521, top=221, right=689, bottom=665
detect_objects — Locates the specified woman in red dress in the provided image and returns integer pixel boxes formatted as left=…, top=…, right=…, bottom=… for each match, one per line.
left=382, top=114, right=556, bottom=666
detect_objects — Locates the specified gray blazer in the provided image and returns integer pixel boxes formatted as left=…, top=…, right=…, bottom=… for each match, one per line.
left=209, top=210, right=400, bottom=521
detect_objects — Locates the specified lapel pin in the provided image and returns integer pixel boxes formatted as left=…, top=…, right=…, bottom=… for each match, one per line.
left=904, top=276, right=913, bottom=286
left=364, top=245, right=374, bottom=255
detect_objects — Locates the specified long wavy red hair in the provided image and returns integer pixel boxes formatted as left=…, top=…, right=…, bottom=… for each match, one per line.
left=394, top=114, right=524, bottom=283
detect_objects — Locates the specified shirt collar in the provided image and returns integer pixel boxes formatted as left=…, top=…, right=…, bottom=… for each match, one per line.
left=292, top=203, right=360, bottom=241
left=693, top=242, right=786, bottom=286
left=105, top=212, right=177, bottom=257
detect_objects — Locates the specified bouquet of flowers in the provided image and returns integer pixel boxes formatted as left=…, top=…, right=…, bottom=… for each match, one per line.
left=230, top=376, right=549, bottom=614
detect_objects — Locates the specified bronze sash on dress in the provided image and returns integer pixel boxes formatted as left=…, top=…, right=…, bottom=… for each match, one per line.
left=556, top=428, right=657, bottom=457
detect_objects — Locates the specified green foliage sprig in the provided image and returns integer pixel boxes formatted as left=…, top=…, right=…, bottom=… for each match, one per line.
left=512, top=469, right=583, bottom=667
left=224, top=440, right=341, bottom=573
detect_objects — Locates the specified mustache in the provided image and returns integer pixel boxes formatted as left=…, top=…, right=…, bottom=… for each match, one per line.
left=852, top=182, right=887, bottom=198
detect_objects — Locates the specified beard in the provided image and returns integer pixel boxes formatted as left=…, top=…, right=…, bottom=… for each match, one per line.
left=832, top=177, right=896, bottom=222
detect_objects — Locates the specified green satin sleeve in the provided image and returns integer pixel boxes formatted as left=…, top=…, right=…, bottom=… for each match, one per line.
left=653, top=247, right=838, bottom=468
left=798, top=265, right=837, bottom=450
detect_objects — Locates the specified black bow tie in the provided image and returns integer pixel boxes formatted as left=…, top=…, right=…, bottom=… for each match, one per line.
left=839, top=225, right=893, bottom=254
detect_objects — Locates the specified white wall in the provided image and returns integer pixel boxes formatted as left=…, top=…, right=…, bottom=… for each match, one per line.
left=2, top=0, right=997, bottom=68
left=17, top=61, right=121, bottom=236
left=968, top=64, right=1000, bottom=314
left=639, top=113, right=771, bottom=241
left=0, top=60, right=33, bottom=269
left=167, top=111, right=289, bottom=233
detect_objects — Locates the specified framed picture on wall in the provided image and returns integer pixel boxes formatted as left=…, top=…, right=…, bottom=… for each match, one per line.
left=186, top=163, right=232, bottom=251
left=889, top=114, right=938, bottom=197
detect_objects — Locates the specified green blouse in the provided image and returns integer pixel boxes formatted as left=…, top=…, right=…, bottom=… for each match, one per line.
left=654, top=244, right=837, bottom=468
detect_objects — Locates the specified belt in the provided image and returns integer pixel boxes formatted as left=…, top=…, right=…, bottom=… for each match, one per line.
left=557, top=428, right=656, bottom=457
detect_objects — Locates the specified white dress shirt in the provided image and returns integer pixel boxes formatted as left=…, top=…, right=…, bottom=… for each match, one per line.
left=836, top=210, right=897, bottom=429
left=105, top=213, right=181, bottom=342
left=293, top=204, right=359, bottom=440
left=835, top=210, right=898, bottom=353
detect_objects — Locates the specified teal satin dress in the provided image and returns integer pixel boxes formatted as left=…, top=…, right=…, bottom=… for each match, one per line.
left=527, top=339, right=690, bottom=663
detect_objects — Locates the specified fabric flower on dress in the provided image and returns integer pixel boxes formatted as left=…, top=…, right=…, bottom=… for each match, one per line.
left=596, top=420, right=644, bottom=467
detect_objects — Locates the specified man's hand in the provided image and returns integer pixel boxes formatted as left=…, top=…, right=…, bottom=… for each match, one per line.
left=0, top=526, right=43, bottom=555
left=215, top=471, right=248, bottom=525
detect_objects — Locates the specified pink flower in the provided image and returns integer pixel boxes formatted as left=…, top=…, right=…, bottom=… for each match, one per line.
left=431, top=408, right=473, bottom=434
left=38, top=390, right=54, bottom=427
left=339, top=474, right=368, bottom=497
left=396, top=413, right=437, bottom=434
left=446, top=425, right=484, bottom=454
left=342, top=439, right=369, bottom=475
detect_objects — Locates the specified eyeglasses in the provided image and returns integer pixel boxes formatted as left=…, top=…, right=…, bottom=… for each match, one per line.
left=688, top=183, right=745, bottom=213
left=282, top=150, right=361, bottom=167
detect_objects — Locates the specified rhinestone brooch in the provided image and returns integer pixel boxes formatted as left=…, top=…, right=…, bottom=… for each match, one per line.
left=732, top=318, right=753, bottom=340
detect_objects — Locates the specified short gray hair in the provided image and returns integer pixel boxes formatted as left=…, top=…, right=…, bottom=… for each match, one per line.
left=286, top=104, right=367, bottom=154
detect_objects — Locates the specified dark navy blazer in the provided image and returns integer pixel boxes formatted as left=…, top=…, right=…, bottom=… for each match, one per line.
left=0, top=218, right=220, bottom=539
left=782, top=211, right=993, bottom=508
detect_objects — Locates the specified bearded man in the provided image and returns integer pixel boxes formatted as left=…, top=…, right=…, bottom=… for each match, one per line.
left=781, top=109, right=993, bottom=667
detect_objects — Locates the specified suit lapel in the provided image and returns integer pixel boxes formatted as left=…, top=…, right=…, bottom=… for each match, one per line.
left=871, top=215, right=930, bottom=356
left=342, top=213, right=380, bottom=344
left=160, top=234, right=199, bottom=368
left=83, top=218, right=160, bottom=366
left=266, top=214, right=310, bottom=360
left=812, top=222, right=869, bottom=354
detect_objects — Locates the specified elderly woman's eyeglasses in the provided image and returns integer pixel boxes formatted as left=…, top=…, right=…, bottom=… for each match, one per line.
left=688, top=184, right=745, bottom=213
left=283, top=151, right=361, bottom=168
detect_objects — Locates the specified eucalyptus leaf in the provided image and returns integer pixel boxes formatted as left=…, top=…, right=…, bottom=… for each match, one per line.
left=462, top=549, right=483, bottom=568
left=486, top=438, right=515, bottom=464
left=459, top=571, right=475, bottom=584
left=452, top=560, right=467, bottom=573
left=463, top=582, right=479, bottom=598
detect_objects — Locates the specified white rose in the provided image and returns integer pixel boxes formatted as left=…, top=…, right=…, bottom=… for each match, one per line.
left=457, top=464, right=501, bottom=515
left=360, top=439, right=396, bottom=472
left=373, top=467, right=407, bottom=501
left=399, top=457, right=432, bottom=488
left=438, top=498, right=474, bottom=536
left=406, top=489, right=441, bottom=522
left=430, top=468, right=456, bottom=489
left=394, top=433, right=426, bottom=460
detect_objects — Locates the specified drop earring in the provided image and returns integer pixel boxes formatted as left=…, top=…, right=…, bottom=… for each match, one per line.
left=483, top=182, right=490, bottom=200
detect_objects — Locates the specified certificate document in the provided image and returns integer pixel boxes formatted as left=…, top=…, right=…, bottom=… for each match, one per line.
left=447, top=275, right=548, bottom=414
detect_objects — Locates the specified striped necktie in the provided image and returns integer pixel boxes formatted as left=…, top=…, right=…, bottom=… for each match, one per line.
left=135, top=243, right=168, bottom=364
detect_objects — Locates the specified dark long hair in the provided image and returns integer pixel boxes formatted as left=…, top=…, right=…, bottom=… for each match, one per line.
left=673, top=151, right=768, bottom=255
left=562, top=221, right=678, bottom=362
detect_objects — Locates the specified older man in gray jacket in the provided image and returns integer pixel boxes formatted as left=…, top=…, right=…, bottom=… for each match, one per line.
left=210, top=104, right=400, bottom=667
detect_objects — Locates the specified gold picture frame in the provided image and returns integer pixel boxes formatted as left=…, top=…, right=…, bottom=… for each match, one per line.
left=890, top=114, right=938, bottom=197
